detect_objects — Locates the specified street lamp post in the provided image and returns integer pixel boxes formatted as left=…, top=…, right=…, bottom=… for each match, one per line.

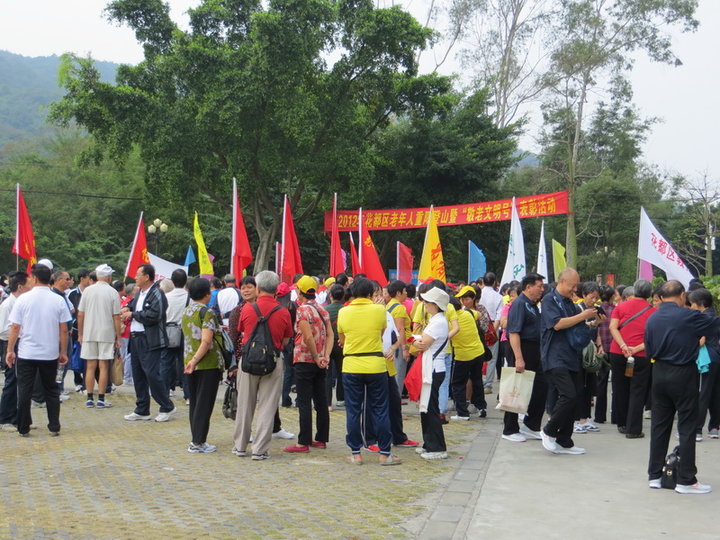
left=147, top=219, right=169, bottom=254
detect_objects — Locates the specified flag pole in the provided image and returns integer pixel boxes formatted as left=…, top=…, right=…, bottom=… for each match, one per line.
left=358, top=207, right=363, bottom=268
left=15, top=184, right=19, bottom=271
left=467, top=240, right=471, bottom=284
left=281, top=195, right=287, bottom=277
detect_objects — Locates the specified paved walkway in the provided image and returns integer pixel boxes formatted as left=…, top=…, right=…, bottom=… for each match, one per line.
left=1, top=377, right=718, bottom=539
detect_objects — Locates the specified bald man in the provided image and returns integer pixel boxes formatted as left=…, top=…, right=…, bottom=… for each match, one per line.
left=539, top=268, right=599, bottom=455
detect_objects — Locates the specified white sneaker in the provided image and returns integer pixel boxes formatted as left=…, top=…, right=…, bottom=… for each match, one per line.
left=124, top=412, right=152, bottom=421
left=154, top=407, right=178, bottom=422
left=519, top=425, right=543, bottom=440
left=573, top=422, right=588, bottom=434
left=420, top=451, right=448, bottom=460
left=555, top=446, right=586, bottom=455
left=649, top=478, right=662, bottom=489
left=583, top=421, right=600, bottom=432
left=272, top=428, right=295, bottom=439
left=0, top=424, right=17, bottom=432
left=468, top=404, right=478, bottom=414
left=541, top=430, right=559, bottom=454
left=450, top=415, right=470, bottom=421
left=59, top=394, right=70, bottom=402
left=675, top=482, right=712, bottom=494
left=415, top=447, right=427, bottom=455
left=502, top=433, right=527, bottom=443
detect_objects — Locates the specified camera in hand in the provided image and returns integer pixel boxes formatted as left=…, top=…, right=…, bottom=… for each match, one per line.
left=594, top=305, right=606, bottom=317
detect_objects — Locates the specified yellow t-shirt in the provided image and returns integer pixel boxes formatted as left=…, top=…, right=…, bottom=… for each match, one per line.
left=412, top=302, right=458, bottom=354
left=338, top=298, right=387, bottom=374
left=387, top=298, right=411, bottom=340
left=451, top=309, right=485, bottom=361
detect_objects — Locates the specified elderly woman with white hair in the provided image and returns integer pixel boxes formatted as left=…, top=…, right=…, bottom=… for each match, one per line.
left=413, top=286, right=451, bottom=460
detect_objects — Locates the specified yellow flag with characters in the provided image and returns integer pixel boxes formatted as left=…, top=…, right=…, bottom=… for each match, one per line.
left=193, top=212, right=214, bottom=275
left=418, top=206, right=446, bottom=282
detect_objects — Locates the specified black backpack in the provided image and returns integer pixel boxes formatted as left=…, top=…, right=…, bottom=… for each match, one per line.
left=241, top=303, right=282, bottom=376
left=661, top=445, right=680, bottom=489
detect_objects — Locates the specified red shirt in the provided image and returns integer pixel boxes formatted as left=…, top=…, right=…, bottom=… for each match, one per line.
left=120, top=295, right=132, bottom=338
left=609, top=298, right=656, bottom=357
left=238, top=295, right=293, bottom=350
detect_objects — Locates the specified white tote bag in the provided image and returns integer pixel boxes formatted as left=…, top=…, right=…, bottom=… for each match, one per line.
left=495, top=367, right=536, bottom=414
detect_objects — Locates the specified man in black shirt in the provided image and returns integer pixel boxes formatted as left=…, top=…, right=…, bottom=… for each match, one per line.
left=645, top=280, right=720, bottom=494
left=502, top=273, right=546, bottom=442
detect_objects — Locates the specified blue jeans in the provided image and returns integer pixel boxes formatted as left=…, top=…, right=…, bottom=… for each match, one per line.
left=343, top=372, right=392, bottom=455
left=438, top=353, right=453, bottom=413
left=130, top=334, right=174, bottom=415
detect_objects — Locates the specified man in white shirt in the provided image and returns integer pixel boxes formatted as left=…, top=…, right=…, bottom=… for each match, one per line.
left=6, top=264, right=71, bottom=437
left=216, top=274, right=242, bottom=326
left=0, top=271, right=29, bottom=431
left=78, top=264, right=122, bottom=409
left=162, top=269, right=189, bottom=400
left=479, top=272, right=503, bottom=393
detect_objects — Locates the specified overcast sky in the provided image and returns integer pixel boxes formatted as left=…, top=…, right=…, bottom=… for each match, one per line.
left=1, top=0, right=718, bottom=182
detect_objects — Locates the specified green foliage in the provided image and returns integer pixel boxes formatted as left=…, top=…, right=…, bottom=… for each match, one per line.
left=49, top=0, right=455, bottom=271
left=0, top=131, right=145, bottom=275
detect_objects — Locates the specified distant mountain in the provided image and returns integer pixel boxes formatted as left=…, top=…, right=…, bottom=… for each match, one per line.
left=515, top=151, right=539, bottom=168
left=0, top=50, right=118, bottom=151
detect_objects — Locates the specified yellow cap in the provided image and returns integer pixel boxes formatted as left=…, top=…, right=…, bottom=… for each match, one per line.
left=324, top=277, right=336, bottom=288
left=454, top=285, right=476, bottom=298
left=297, top=275, right=318, bottom=294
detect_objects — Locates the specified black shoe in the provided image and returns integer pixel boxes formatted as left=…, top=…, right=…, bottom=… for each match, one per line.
left=626, top=432, right=645, bottom=439
left=617, top=426, right=626, bottom=434
left=479, top=409, right=487, bottom=418
left=439, top=414, right=449, bottom=425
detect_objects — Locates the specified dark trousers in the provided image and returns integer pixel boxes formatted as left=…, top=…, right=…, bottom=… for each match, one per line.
left=364, top=374, right=408, bottom=445
left=575, top=369, right=596, bottom=420
left=452, top=357, right=486, bottom=417
left=188, top=368, right=221, bottom=444
left=325, top=343, right=344, bottom=404
left=130, top=334, right=174, bottom=415
left=648, top=362, right=699, bottom=485
left=420, top=371, right=446, bottom=452
left=543, top=368, right=581, bottom=448
left=594, top=368, right=609, bottom=423
left=161, top=346, right=188, bottom=398
left=498, top=340, right=509, bottom=380
left=281, top=344, right=295, bottom=407
left=17, top=358, right=61, bottom=435
left=610, top=353, right=651, bottom=434
left=343, top=372, right=392, bottom=454
left=697, top=362, right=720, bottom=433
left=504, top=340, right=547, bottom=434
left=0, top=363, right=18, bottom=425
left=295, top=362, right=329, bottom=445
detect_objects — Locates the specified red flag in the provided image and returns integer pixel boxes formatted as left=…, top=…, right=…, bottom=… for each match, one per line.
left=397, top=241, right=414, bottom=283
left=12, top=185, right=37, bottom=272
left=231, top=178, right=253, bottom=276
left=125, top=212, right=150, bottom=279
left=280, top=195, right=303, bottom=283
left=349, top=233, right=362, bottom=276
left=359, top=207, right=387, bottom=285
left=329, top=193, right=344, bottom=276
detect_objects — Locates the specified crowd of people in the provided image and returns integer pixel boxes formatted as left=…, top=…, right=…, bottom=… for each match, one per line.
left=0, top=260, right=718, bottom=493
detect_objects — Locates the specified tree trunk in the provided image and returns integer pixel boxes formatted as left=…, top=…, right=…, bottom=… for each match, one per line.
left=253, top=220, right=278, bottom=273
left=566, top=78, right=588, bottom=269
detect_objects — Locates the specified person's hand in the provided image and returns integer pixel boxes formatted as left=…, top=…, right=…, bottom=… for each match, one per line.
left=120, top=310, right=132, bottom=322
left=384, top=348, right=394, bottom=359
left=58, top=353, right=69, bottom=366
left=5, top=351, right=15, bottom=368
left=582, top=308, right=598, bottom=320
left=403, top=348, right=410, bottom=362
left=77, top=334, right=83, bottom=345
left=115, top=337, right=121, bottom=351
left=515, top=358, right=525, bottom=373
left=184, top=359, right=198, bottom=374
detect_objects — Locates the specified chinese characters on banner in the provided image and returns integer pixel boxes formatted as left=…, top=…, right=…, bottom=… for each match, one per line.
left=323, top=191, right=569, bottom=232
left=637, top=207, right=694, bottom=287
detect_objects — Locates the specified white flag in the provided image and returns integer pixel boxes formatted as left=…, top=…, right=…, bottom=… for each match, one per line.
left=638, top=207, right=694, bottom=287
left=148, top=252, right=188, bottom=281
left=537, top=220, right=548, bottom=278
left=501, top=197, right=526, bottom=286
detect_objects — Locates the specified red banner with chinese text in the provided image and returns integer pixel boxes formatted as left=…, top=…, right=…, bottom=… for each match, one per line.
left=324, top=191, right=569, bottom=232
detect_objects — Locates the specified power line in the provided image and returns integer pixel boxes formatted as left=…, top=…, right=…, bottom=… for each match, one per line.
left=0, top=188, right=142, bottom=201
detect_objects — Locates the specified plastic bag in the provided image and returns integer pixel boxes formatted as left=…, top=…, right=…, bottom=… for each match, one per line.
left=495, top=367, right=535, bottom=414
left=405, top=353, right=423, bottom=402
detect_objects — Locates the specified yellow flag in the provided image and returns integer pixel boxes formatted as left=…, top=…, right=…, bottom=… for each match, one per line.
left=552, top=239, right=566, bottom=282
left=418, top=206, right=446, bottom=282
left=193, top=212, right=214, bottom=275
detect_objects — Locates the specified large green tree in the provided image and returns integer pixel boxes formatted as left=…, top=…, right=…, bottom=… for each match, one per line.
left=49, top=0, right=453, bottom=271
left=543, top=0, right=698, bottom=267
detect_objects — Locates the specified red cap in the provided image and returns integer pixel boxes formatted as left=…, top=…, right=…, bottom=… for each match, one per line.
left=276, top=282, right=291, bottom=297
